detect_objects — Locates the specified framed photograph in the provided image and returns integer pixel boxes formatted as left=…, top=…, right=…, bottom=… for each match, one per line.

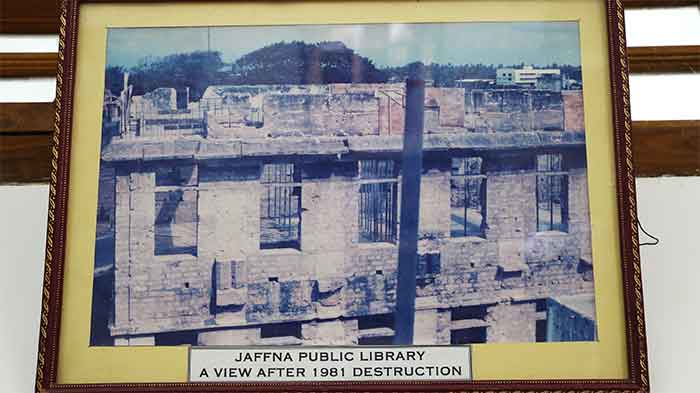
left=37, top=0, right=649, bottom=391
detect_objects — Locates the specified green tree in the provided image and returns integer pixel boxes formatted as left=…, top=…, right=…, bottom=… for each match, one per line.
left=104, top=66, right=126, bottom=96
left=232, top=41, right=388, bottom=84
left=128, top=51, right=228, bottom=101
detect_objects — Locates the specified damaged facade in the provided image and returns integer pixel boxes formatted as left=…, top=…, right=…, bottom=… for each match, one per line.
left=93, top=81, right=596, bottom=347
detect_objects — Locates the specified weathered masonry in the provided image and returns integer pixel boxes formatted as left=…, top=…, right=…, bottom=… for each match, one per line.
left=96, top=83, right=595, bottom=346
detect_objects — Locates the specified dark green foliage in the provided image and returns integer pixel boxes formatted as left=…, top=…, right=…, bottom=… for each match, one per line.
left=128, top=51, right=229, bottom=101
left=104, top=66, right=127, bottom=96
left=232, top=41, right=388, bottom=84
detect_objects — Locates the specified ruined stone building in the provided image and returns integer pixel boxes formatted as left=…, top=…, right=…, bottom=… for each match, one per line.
left=93, top=82, right=596, bottom=347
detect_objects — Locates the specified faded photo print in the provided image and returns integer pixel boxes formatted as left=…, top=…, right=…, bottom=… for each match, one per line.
left=91, top=21, right=596, bottom=347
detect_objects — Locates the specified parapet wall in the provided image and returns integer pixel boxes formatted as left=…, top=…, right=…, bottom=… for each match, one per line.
left=197, top=83, right=465, bottom=137
left=463, top=88, right=584, bottom=133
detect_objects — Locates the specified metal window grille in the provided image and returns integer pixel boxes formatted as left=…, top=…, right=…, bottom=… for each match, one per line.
left=358, top=160, right=399, bottom=243
left=450, top=157, right=487, bottom=237
left=260, top=163, right=302, bottom=249
left=536, top=153, right=569, bottom=232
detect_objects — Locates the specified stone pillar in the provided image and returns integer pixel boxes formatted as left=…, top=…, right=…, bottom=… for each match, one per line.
left=113, top=172, right=155, bottom=331
left=113, top=175, right=131, bottom=329
left=128, top=172, right=156, bottom=262
left=343, top=319, right=359, bottom=345
left=413, top=308, right=439, bottom=345
left=418, top=160, right=451, bottom=238
left=567, top=167, right=593, bottom=262
left=485, top=302, right=537, bottom=343
left=301, top=178, right=356, bottom=254
left=435, top=309, right=452, bottom=344
left=198, top=164, right=260, bottom=262
left=302, top=320, right=346, bottom=345
left=300, top=167, right=356, bottom=306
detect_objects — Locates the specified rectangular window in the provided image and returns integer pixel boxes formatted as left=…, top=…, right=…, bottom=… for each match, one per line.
left=357, top=313, right=395, bottom=345
left=260, top=322, right=302, bottom=339
left=536, top=153, right=569, bottom=232
left=260, top=163, right=302, bottom=250
left=154, top=164, right=198, bottom=256
left=450, top=157, right=486, bottom=237
left=358, top=160, right=399, bottom=243
left=450, top=327, right=487, bottom=344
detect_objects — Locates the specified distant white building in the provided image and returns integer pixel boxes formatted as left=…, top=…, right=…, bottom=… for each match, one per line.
left=496, top=66, right=561, bottom=89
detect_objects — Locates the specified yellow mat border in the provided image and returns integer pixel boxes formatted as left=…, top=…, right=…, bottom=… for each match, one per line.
left=57, top=0, right=627, bottom=384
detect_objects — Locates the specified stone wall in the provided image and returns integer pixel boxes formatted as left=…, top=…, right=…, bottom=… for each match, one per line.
left=140, top=88, right=177, bottom=113
left=262, top=92, right=380, bottom=136
left=198, top=84, right=465, bottom=137
left=563, top=90, right=585, bottom=132
left=464, top=89, right=567, bottom=132
left=108, top=146, right=595, bottom=345
left=546, top=296, right=597, bottom=341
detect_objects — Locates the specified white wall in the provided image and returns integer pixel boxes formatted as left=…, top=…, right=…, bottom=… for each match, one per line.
left=0, top=185, right=48, bottom=393
left=637, top=178, right=700, bottom=393
left=0, top=7, right=699, bottom=393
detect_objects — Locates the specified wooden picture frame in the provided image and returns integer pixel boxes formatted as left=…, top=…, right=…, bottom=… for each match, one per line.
left=36, top=0, right=649, bottom=391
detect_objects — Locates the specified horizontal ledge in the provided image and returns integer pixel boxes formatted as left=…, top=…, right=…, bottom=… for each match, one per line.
left=632, top=120, right=700, bottom=177
left=0, top=18, right=58, bottom=35
left=0, top=133, right=51, bottom=184
left=0, top=53, right=58, bottom=78
left=628, top=46, right=700, bottom=74
left=0, top=103, right=55, bottom=134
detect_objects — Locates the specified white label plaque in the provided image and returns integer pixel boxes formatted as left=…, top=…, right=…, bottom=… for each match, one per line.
left=189, top=346, right=471, bottom=382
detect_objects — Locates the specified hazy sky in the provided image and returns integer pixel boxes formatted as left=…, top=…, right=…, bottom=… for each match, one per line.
left=106, top=21, right=581, bottom=69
